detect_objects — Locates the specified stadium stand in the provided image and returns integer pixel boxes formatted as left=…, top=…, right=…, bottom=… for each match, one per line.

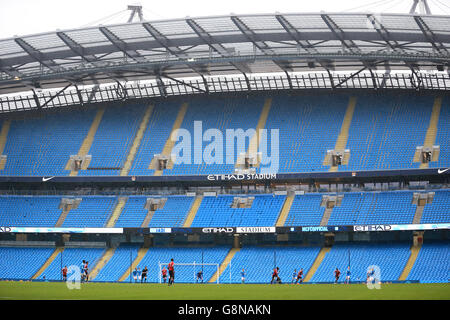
left=0, top=247, right=54, bottom=280
left=0, top=190, right=448, bottom=228
left=284, top=194, right=325, bottom=226
left=0, top=242, right=447, bottom=283
left=0, top=92, right=447, bottom=176
left=218, top=246, right=321, bottom=283
left=260, top=94, right=348, bottom=173
left=420, top=190, right=449, bottom=224
left=0, top=112, right=95, bottom=176
left=61, top=197, right=116, bottom=228
left=95, top=244, right=141, bottom=282
left=77, top=104, right=146, bottom=176
left=36, top=247, right=105, bottom=281
left=164, top=96, right=263, bottom=175
left=339, top=93, right=434, bottom=171
left=191, top=194, right=285, bottom=227
left=131, top=246, right=230, bottom=283
left=429, top=96, right=449, bottom=169
left=327, top=191, right=418, bottom=226
left=311, top=242, right=411, bottom=283
left=407, top=242, right=450, bottom=283
left=129, top=101, right=182, bottom=176
left=0, top=196, right=62, bottom=227
left=114, top=195, right=195, bottom=228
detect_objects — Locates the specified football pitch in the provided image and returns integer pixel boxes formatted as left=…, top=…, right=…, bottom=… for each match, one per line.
left=0, top=282, right=449, bottom=300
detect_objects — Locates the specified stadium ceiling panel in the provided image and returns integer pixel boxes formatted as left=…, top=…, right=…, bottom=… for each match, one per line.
left=0, top=12, right=449, bottom=95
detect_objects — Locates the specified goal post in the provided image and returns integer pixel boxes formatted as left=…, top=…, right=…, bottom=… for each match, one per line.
left=158, top=262, right=220, bottom=284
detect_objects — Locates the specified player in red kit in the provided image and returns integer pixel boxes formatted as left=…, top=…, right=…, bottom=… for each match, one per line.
left=270, top=267, right=280, bottom=284
left=334, top=268, right=341, bottom=284
left=296, top=268, right=304, bottom=284
left=161, top=266, right=168, bottom=283
left=168, top=259, right=175, bottom=286
left=62, top=266, right=68, bottom=282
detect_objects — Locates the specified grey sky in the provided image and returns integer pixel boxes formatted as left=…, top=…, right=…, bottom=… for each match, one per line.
left=0, top=0, right=449, bottom=39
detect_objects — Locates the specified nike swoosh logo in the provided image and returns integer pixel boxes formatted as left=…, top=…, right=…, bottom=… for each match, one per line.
left=42, top=176, right=55, bottom=182
left=437, top=168, right=449, bottom=174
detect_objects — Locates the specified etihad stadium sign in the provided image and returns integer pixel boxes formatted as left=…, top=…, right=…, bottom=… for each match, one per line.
left=207, top=173, right=277, bottom=181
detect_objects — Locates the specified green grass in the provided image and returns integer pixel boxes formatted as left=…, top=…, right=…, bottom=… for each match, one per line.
left=0, top=282, right=449, bottom=300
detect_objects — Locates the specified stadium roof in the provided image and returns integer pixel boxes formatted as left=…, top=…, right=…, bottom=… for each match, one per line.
left=0, top=12, right=449, bottom=95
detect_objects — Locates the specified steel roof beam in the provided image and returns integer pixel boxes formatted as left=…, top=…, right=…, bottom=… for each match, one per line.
left=413, top=16, right=448, bottom=54
left=230, top=15, right=292, bottom=72
left=142, top=22, right=184, bottom=56
left=56, top=32, right=97, bottom=62
left=98, top=27, right=145, bottom=62
left=142, top=22, right=210, bottom=76
left=276, top=14, right=334, bottom=71
left=14, top=37, right=58, bottom=70
left=321, top=14, right=360, bottom=54
left=366, top=14, right=401, bottom=52
left=185, top=18, right=251, bottom=74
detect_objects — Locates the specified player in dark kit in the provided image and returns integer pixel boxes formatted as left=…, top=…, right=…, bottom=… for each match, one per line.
left=84, top=261, right=89, bottom=282
left=161, top=266, right=168, bottom=283
left=271, top=267, right=281, bottom=284
left=62, top=266, right=68, bottom=282
left=168, top=259, right=175, bottom=286
left=196, top=270, right=203, bottom=283
left=334, top=268, right=341, bottom=283
left=141, top=266, right=148, bottom=283
left=296, top=268, right=304, bottom=284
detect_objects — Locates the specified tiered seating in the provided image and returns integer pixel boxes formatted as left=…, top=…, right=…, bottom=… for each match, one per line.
left=219, top=246, right=321, bottom=283
left=148, top=196, right=194, bottom=227
left=129, top=102, right=180, bottom=176
left=135, top=246, right=230, bottom=283
left=62, top=196, right=115, bottom=227
left=284, top=194, right=325, bottom=226
left=0, top=196, right=62, bottom=227
left=0, top=93, right=448, bottom=176
left=0, top=190, right=448, bottom=228
left=0, top=111, right=94, bottom=176
left=37, top=247, right=105, bottom=280
left=191, top=194, right=285, bottom=227
left=407, top=242, right=450, bottom=283
left=78, top=104, right=145, bottom=176
left=421, top=190, right=450, bottom=224
left=0, top=247, right=54, bottom=279
left=328, top=191, right=417, bottom=226
left=430, top=96, right=449, bottom=169
left=95, top=244, right=141, bottom=282
left=115, top=197, right=148, bottom=227
left=339, top=93, right=432, bottom=171
left=165, top=96, right=263, bottom=175
left=311, top=242, right=411, bottom=282
left=260, top=94, right=347, bottom=173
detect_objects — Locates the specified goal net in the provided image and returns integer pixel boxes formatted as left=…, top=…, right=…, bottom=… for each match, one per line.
left=158, top=262, right=220, bottom=284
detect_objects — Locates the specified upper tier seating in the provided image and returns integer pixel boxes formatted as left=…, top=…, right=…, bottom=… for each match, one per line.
left=0, top=92, right=448, bottom=176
